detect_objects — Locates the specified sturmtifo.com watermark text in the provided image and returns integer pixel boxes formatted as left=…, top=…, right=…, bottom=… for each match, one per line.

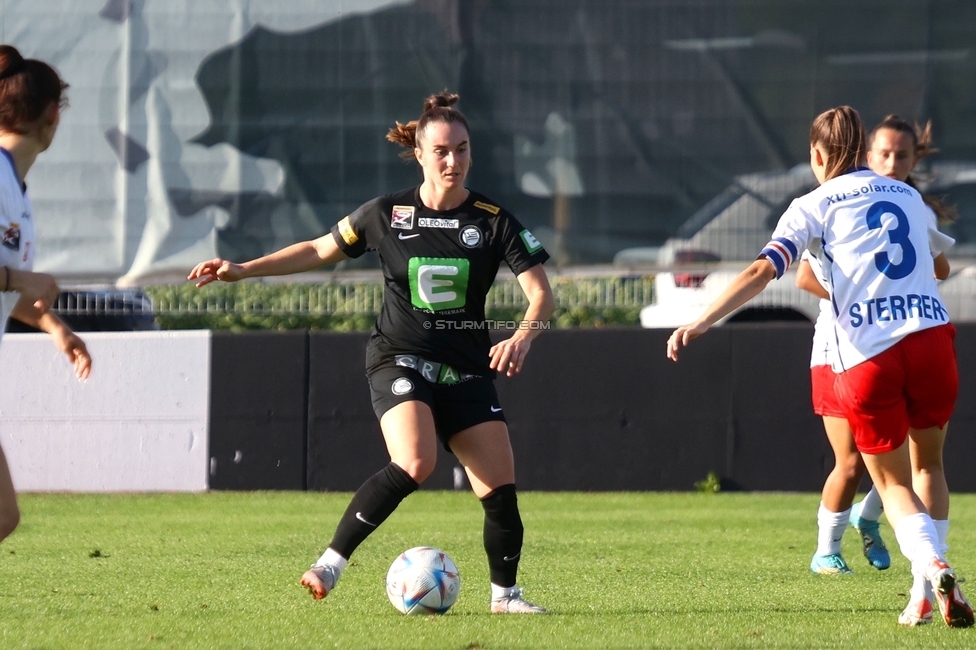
left=423, top=320, right=551, bottom=330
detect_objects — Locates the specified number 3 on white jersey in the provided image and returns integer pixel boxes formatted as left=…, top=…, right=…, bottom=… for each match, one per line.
left=866, top=200, right=916, bottom=280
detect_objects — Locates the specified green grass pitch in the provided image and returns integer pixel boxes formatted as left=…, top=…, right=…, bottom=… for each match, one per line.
left=2, top=491, right=976, bottom=648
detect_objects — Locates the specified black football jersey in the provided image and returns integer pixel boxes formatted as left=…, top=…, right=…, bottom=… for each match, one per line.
left=331, top=186, right=549, bottom=374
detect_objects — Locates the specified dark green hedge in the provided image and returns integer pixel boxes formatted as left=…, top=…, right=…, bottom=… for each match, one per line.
left=145, top=278, right=649, bottom=331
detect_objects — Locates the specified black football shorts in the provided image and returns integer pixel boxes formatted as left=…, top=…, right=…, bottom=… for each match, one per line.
left=367, top=365, right=506, bottom=450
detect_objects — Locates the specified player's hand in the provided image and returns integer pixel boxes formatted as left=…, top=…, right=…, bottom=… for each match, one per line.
left=489, top=334, right=531, bottom=377
left=187, top=258, right=245, bottom=287
left=50, top=325, right=92, bottom=380
left=6, top=268, right=59, bottom=311
left=666, top=321, right=709, bottom=362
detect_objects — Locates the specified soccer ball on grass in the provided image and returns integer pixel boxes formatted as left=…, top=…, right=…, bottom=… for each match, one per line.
left=386, top=546, right=461, bottom=615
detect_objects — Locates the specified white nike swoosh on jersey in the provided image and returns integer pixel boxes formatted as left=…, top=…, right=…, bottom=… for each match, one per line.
left=356, top=512, right=377, bottom=526
left=398, top=233, right=420, bottom=240
left=490, top=406, right=502, bottom=412
left=503, top=552, right=520, bottom=561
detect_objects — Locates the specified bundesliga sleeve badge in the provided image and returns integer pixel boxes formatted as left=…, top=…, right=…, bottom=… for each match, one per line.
left=391, top=206, right=415, bottom=230
left=2, top=224, right=21, bottom=251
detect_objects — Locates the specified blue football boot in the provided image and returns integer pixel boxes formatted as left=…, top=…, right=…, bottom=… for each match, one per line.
left=849, top=501, right=891, bottom=570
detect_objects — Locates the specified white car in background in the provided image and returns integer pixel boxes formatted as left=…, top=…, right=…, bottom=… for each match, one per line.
left=635, top=162, right=976, bottom=328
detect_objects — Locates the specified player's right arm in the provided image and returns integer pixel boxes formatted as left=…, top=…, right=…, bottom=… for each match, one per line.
left=5, top=263, right=91, bottom=379
left=668, top=201, right=816, bottom=362
left=188, top=233, right=349, bottom=287
left=2, top=266, right=59, bottom=311
left=10, top=302, right=91, bottom=380
left=667, top=258, right=776, bottom=361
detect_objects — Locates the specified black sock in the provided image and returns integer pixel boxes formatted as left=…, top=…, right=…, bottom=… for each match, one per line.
left=480, top=483, right=523, bottom=588
left=329, top=462, right=419, bottom=558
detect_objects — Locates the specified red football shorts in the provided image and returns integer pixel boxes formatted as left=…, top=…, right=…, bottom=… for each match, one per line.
left=810, top=364, right=845, bottom=418
left=834, top=324, right=958, bottom=454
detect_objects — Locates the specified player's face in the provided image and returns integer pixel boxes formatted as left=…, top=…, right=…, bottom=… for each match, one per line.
left=415, top=121, right=470, bottom=192
left=867, top=128, right=916, bottom=182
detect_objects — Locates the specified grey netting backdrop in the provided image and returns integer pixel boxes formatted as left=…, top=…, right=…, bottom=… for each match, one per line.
left=6, top=0, right=976, bottom=282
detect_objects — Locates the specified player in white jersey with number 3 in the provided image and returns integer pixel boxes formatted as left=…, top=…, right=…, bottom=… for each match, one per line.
left=796, top=115, right=958, bottom=624
left=667, top=106, right=973, bottom=628
left=0, top=45, right=92, bottom=545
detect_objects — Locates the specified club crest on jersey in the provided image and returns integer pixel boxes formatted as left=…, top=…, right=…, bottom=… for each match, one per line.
left=459, top=225, right=482, bottom=248
left=391, top=377, right=414, bottom=395
left=391, top=206, right=415, bottom=230
left=419, top=217, right=459, bottom=229
left=2, top=224, right=20, bottom=251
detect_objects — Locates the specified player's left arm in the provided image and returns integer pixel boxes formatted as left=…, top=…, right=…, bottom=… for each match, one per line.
left=934, top=253, right=950, bottom=280
left=489, top=264, right=554, bottom=377
left=10, top=299, right=91, bottom=380
left=795, top=259, right=829, bottom=299
left=928, top=220, right=954, bottom=281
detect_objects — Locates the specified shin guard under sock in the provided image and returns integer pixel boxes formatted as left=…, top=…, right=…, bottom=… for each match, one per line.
left=329, top=462, right=418, bottom=558
left=481, top=483, right=523, bottom=588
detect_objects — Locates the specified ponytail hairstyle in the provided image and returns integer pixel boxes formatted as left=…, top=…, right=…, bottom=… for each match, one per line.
left=0, top=44, right=69, bottom=135
left=386, top=90, right=470, bottom=160
left=809, top=106, right=866, bottom=182
left=868, top=114, right=957, bottom=223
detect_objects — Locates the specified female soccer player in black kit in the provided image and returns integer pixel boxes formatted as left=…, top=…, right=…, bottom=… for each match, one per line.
left=189, top=91, right=554, bottom=614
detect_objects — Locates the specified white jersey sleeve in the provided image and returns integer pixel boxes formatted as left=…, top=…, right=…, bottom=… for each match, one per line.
left=922, top=204, right=956, bottom=256
left=930, top=229, right=955, bottom=258
left=760, top=199, right=822, bottom=278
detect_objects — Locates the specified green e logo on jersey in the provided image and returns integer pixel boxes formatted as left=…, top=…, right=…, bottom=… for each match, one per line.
left=409, top=257, right=470, bottom=311
left=520, top=229, right=543, bottom=253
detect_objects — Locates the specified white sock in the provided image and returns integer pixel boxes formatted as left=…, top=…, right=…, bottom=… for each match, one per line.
left=315, top=547, right=349, bottom=577
left=934, top=519, right=950, bottom=557
left=895, top=513, right=942, bottom=587
left=858, top=487, right=884, bottom=521
left=491, top=583, right=518, bottom=600
left=910, top=565, right=934, bottom=602
left=816, top=503, right=851, bottom=556
left=908, top=518, right=943, bottom=603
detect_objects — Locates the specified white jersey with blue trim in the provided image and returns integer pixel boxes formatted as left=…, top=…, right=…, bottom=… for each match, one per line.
left=0, top=148, right=36, bottom=341
left=762, top=169, right=953, bottom=372
left=803, top=204, right=948, bottom=370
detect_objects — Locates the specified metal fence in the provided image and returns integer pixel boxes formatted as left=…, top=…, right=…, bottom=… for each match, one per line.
left=145, top=275, right=655, bottom=317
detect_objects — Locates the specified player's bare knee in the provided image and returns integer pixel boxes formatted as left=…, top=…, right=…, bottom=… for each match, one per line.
left=837, top=460, right=863, bottom=483
left=403, top=457, right=436, bottom=483
left=914, top=464, right=945, bottom=479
